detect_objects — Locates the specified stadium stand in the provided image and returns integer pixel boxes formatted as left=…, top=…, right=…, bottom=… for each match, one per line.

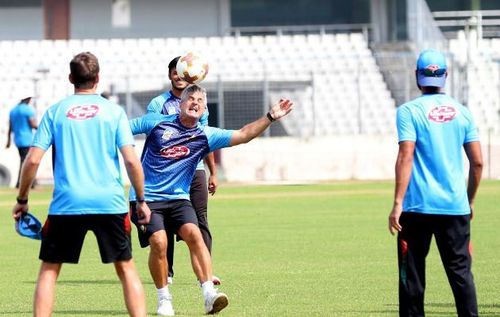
left=0, top=33, right=396, bottom=137
left=448, top=30, right=500, bottom=134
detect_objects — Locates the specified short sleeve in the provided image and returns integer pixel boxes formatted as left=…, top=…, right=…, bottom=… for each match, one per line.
left=116, top=109, right=135, bottom=148
left=463, top=107, right=480, bottom=143
left=396, top=105, right=416, bottom=143
left=146, top=97, right=163, bottom=113
left=31, top=110, right=54, bottom=150
left=26, top=106, right=36, bottom=118
left=129, top=113, right=167, bottom=136
left=200, top=108, right=209, bottom=126
left=204, top=126, right=234, bottom=151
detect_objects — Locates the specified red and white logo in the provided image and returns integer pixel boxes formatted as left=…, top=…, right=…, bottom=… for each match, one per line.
left=428, top=105, right=457, bottom=123
left=66, top=105, right=99, bottom=120
left=160, top=146, right=190, bottom=159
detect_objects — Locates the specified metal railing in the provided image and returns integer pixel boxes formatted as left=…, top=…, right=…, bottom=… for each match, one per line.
left=433, top=10, right=500, bottom=38
left=228, top=23, right=371, bottom=40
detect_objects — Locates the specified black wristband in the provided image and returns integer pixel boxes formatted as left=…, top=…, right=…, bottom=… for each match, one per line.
left=266, top=112, right=275, bottom=122
left=137, top=197, right=145, bottom=203
left=16, top=197, right=28, bottom=205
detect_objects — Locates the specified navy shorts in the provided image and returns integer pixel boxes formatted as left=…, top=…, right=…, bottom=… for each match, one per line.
left=39, top=213, right=132, bottom=264
left=130, top=200, right=198, bottom=248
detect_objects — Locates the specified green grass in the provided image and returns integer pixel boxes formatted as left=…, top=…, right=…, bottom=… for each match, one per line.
left=1, top=181, right=499, bottom=316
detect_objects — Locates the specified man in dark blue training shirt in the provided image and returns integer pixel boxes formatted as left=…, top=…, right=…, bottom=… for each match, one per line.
left=129, top=84, right=293, bottom=315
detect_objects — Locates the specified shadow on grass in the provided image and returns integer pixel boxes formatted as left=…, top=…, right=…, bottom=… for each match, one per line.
left=54, top=310, right=128, bottom=315
left=345, top=309, right=398, bottom=315
left=22, top=279, right=156, bottom=285
left=0, top=310, right=126, bottom=316
left=382, top=302, right=500, bottom=317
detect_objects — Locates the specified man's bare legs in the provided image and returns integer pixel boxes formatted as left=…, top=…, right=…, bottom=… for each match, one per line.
left=114, top=259, right=147, bottom=317
left=33, top=262, right=62, bottom=317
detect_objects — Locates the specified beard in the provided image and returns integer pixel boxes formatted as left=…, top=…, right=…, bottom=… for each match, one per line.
left=172, top=80, right=188, bottom=91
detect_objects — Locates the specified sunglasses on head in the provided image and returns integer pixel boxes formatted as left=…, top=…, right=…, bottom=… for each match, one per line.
left=418, top=68, right=446, bottom=77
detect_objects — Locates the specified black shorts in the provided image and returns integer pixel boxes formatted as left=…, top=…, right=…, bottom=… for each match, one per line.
left=39, top=213, right=132, bottom=264
left=129, top=200, right=198, bottom=248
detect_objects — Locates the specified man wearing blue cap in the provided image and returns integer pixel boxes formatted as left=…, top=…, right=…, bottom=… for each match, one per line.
left=388, top=49, right=483, bottom=317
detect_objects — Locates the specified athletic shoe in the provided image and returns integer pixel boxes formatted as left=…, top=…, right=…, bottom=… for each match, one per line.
left=157, top=295, right=175, bottom=316
left=212, top=275, right=221, bottom=285
left=204, top=291, right=228, bottom=314
left=168, top=276, right=173, bottom=285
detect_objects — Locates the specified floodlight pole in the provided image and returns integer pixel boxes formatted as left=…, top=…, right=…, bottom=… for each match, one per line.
left=33, top=67, right=50, bottom=110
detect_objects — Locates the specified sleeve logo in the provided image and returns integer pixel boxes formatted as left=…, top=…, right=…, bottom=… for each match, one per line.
left=428, top=105, right=457, bottom=123
left=160, top=146, right=190, bottom=158
left=66, top=105, right=99, bottom=120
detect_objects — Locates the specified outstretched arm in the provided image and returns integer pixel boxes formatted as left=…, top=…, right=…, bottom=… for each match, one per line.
left=388, top=141, right=414, bottom=235
left=464, top=141, right=483, bottom=218
left=230, top=98, right=293, bottom=146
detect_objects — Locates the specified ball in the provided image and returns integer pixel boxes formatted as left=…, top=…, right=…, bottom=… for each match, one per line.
left=176, top=52, right=209, bottom=84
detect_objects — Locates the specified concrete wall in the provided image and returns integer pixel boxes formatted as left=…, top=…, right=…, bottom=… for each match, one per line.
left=0, top=0, right=230, bottom=40
left=0, top=7, right=43, bottom=40
left=220, top=135, right=398, bottom=182
left=219, top=133, right=500, bottom=183
left=2, top=134, right=499, bottom=187
left=70, top=0, right=229, bottom=39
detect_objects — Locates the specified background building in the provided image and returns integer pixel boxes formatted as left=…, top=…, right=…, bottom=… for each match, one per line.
left=1, top=0, right=500, bottom=185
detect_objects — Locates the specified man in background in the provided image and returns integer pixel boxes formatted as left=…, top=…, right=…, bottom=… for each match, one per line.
left=388, top=49, right=483, bottom=317
left=6, top=95, right=38, bottom=188
left=12, top=52, right=151, bottom=317
left=146, top=56, right=219, bottom=285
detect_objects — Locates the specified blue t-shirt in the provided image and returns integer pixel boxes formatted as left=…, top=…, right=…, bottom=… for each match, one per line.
left=32, top=94, right=134, bottom=215
left=9, top=102, right=36, bottom=147
left=146, top=90, right=209, bottom=170
left=397, top=93, right=479, bottom=215
left=129, top=113, right=233, bottom=202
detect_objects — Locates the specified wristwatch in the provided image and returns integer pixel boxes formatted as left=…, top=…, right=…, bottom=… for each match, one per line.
left=16, top=197, right=28, bottom=205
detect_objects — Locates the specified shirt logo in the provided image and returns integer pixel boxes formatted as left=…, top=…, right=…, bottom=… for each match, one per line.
left=66, top=105, right=99, bottom=120
left=162, top=129, right=175, bottom=140
left=428, top=105, right=457, bottom=123
left=167, top=106, right=177, bottom=115
left=160, top=146, right=190, bottom=159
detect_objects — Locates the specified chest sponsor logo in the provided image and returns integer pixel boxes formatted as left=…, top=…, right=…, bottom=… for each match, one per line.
left=428, top=105, right=457, bottom=123
left=66, top=105, right=99, bottom=120
left=160, top=146, right=190, bottom=159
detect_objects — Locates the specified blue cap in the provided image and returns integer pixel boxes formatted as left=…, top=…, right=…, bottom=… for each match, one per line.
left=15, top=213, right=42, bottom=240
left=416, top=49, right=447, bottom=88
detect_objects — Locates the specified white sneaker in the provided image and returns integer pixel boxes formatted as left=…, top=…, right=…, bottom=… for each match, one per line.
left=157, top=295, right=175, bottom=316
left=204, top=291, right=228, bottom=314
left=167, top=276, right=173, bottom=285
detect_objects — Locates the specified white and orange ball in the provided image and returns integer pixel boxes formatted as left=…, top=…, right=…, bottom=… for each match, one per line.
left=176, top=52, right=209, bottom=84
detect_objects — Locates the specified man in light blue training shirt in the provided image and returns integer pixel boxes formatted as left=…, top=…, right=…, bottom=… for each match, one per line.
left=12, top=52, right=151, bottom=317
left=129, top=84, right=293, bottom=315
left=6, top=95, right=38, bottom=188
left=388, top=49, right=483, bottom=317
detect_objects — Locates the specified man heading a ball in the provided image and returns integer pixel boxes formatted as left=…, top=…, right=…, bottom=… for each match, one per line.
left=130, top=84, right=293, bottom=315
left=146, top=56, right=220, bottom=288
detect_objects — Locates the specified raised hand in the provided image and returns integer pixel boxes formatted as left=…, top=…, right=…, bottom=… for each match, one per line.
left=269, top=98, right=293, bottom=121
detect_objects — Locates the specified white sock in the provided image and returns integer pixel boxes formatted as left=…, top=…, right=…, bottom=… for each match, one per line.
left=157, top=286, right=171, bottom=300
left=201, top=280, right=215, bottom=297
